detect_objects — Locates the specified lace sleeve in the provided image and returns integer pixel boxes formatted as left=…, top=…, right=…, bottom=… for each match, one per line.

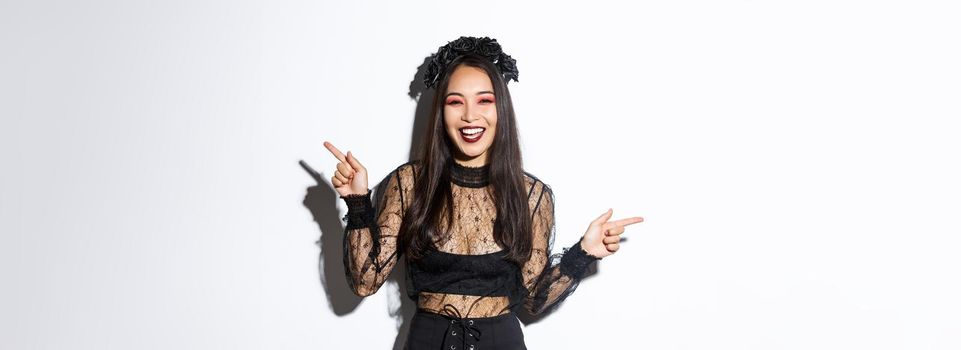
left=522, top=180, right=600, bottom=315
left=339, top=163, right=412, bottom=297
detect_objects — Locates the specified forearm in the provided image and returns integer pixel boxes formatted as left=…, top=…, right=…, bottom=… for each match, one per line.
left=341, top=190, right=397, bottom=297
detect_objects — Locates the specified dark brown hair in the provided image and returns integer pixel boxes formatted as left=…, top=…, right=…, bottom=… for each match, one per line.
left=398, top=53, right=532, bottom=266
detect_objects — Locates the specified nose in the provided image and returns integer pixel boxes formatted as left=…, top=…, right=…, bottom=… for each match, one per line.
left=460, top=101, right=479, bottom=122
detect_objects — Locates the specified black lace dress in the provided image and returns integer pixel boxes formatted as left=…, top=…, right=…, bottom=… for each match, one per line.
left=340, top=160, right=600, bottom=349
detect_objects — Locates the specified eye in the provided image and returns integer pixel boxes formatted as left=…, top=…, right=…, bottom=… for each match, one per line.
left=479, top=98, right=494, bottom=104
left=446, top=98, right=463, bottom=105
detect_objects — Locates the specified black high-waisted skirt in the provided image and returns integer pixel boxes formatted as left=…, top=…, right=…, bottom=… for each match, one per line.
left=404, top=308, right=527, bottom=350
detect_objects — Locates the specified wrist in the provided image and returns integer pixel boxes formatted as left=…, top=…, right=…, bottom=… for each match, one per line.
left=577, top=239, right=602, bottom=260
left=559, top=237, right=600, bottom=278
left=340, top=190, right=374, bottom=230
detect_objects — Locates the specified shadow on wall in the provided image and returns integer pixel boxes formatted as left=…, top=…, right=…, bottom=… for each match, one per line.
left=298, top=55, right=434, bottom=350
left=298, top=54, right=600, bottom=349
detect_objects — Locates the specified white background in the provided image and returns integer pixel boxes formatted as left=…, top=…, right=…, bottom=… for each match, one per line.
left=2, top=0, right=960, bottom=349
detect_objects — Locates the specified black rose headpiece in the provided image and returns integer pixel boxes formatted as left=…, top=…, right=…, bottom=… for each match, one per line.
left=423, top=36, right=519, bottom=89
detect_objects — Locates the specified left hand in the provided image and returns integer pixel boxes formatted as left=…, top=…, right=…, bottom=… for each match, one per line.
left=580, top=208, right=644, bottom=259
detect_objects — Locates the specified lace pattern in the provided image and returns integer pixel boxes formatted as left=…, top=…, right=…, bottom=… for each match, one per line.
left=340, top=160, right=599, bottom=316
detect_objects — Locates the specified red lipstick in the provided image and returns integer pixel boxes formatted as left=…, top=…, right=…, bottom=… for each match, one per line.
left=459, top=126, right=485, bottom=143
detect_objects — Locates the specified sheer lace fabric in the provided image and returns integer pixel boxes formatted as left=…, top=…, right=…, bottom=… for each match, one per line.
left=340, top=160, right=599, bottom=318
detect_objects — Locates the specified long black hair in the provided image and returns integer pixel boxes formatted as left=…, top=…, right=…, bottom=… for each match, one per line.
left=398, top=53, right=533, bottom=266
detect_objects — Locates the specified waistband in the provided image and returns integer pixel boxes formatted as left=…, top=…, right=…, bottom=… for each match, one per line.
left=415, top=306, right=517, bottom=349
left=415, top=307, right=516, bottom=324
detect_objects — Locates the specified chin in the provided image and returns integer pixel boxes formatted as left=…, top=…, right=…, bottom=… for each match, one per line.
left=464, top=145, right=491, bottom=156
left=457, top=150, right=481, bottom=159
left=448, top=132, right=494, bottom=160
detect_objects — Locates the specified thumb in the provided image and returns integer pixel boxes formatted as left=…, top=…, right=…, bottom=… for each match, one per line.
left=346, top=151, right=364, bottom=171
left=592, top=208, right=613, bottom=226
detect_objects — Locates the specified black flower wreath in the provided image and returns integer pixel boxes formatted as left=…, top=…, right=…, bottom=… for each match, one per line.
left=423, top=36, right=519, bottom=89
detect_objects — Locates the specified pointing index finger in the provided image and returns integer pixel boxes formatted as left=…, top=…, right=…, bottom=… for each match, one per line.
left=612, top=216, right=645, bottom=227
left=323, top=141, right=347, bottom=163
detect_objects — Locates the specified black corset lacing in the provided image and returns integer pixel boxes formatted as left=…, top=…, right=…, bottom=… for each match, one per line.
left=440, top=304, right=482, bottom=350
left=437, top=277, right=509, bottom=350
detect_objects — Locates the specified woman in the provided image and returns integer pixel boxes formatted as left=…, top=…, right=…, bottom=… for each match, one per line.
left=324, top=36, right=643, bottom=350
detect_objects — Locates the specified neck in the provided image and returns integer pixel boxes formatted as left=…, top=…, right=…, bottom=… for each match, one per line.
left=453, top=154, right=488, bottom=167
left=449, top=160, right=490, bottom=188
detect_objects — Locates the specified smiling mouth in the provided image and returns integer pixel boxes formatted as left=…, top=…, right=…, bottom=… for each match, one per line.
left=459, top=127, right=485, bottom=143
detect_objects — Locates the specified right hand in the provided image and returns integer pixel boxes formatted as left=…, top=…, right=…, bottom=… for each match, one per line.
left=324, top=141, right=369, bottom=197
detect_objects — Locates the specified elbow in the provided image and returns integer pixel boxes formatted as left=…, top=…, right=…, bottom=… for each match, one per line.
left=526, top=306, right=544, bottom=316
left=526, top=303, right=556, bottom=316
left=523, top=299, right=547, bottom=316
left=351, top=283, right=380, bottom=297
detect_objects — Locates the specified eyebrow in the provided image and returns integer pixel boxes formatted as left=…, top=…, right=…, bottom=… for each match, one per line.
left=445, top=90, right=495, bottom=98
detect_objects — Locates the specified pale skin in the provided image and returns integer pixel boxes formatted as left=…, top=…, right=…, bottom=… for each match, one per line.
left=324, top=64, right=643, bottom=259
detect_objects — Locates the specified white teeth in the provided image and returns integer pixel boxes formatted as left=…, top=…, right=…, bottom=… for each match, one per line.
left=461, top=128, right=484, bottom=135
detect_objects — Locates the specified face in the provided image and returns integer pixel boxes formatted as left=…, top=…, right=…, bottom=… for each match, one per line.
left=443, top=65, right=498, bottom=167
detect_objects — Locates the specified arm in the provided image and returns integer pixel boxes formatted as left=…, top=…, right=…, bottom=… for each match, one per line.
left=339, top=164, right=411, bottom=297
left=522, top=181, right=601, bottom=315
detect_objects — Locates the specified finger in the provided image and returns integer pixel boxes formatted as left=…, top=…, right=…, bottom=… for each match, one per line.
left=602, top=221, right=617, bottom=232
left=331, top=175, right=343, bottom=187
left=324, top=141, right=348, bottom=163
left=334, top=173, right=349, bottom=186
left=337, top=161, right=355, bottom=178
left=603, top=235, right=620, bottom=244
left=606, top=226, right=625, bottom=236
left=605, top=242, right=619, bottom=252
left=611, top=216, right=644, bottom=227
left=602, top=220, right=631, bottom=233
left=346, top=151, right=365, bottom=171
left=602, top=222, right=613, bottom=235
left=334, top=170, right=350, bottom=185
left=592, top=208, right=614, bottom=226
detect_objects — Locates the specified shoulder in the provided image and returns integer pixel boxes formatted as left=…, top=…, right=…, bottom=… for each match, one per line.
left=389, top=159, right=421, bottom=180
left=374, top=161, right=420, bottom=195
left=523, top=170, right=554, bottom=204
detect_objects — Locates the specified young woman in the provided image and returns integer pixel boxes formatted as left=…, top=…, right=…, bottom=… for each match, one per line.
left=324, top=36, right=643, bottom=350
